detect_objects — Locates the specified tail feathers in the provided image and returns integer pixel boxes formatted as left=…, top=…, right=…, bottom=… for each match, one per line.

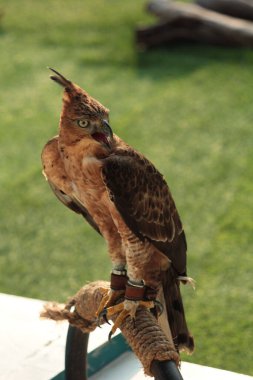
left=162, top=269, right=194, bottom=354
left=177, top=276, right=196, bottom=290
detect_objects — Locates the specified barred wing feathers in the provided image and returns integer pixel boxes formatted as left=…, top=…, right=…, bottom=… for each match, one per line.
left=48, top=180, right=101, bottom=235
left=42, top=136, right=101, bottom=235
left=102, top=149, right=187, bottom=275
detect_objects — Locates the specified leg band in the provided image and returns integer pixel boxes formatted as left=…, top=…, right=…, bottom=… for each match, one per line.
left=125, top=281, right=158, bottom=301
left=110, top=270, right=128, bottom=291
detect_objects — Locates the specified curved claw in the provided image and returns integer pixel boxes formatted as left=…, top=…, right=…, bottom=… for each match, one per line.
left=96, top=315, right=103, bottom=328
left=154, top=300, right=164, bottom=316
left=108, top=330, right=113, bottom=341
left=106, top=300, right=155, bottom=341
left=102, top=310, right=111, bottom=325
left=96, top=294, right=110, bottom=318
left=107, top=308, right=131, bottom=340
left=98, top=308, right=111, bottom=326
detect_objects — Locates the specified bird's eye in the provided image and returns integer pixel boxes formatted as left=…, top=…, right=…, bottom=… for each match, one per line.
left=78, top=120, right=89, bottom=128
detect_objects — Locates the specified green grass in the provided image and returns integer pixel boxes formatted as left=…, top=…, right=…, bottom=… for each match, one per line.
left=0, top=0, right=253, bottom=375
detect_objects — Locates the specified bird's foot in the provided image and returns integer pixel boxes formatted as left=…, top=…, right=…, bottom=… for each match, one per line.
left=96, top=269, right=128, bottom=325
left=99, top=280, right=158, bottom=339
left=96, top=288, right=125, bottom=324
left=101, top=298, right=155, bottom=339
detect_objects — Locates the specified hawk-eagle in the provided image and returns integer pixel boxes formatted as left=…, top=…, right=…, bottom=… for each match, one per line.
left=42, top=69, right=194, bottom=353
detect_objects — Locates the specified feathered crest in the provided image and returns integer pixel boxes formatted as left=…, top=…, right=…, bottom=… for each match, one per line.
left=48, top=68, right=109, bottom=117
left=49, top=68, right=73, bottom=90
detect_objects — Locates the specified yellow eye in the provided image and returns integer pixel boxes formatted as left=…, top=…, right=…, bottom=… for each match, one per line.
left=78, top=120, right=89, bottom=128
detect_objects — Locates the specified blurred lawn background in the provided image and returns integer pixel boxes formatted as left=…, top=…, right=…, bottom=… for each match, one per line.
left=0, top=0, right=252, bottom=375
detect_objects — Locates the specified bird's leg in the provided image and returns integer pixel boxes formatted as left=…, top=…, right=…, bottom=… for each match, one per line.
left=96, top=265, right=128, bottom=324
left=97, top=237, right=164, bottom=335
left=101, top=240, right=163, bottom=333
left=102, top=278, right=158, bottom=338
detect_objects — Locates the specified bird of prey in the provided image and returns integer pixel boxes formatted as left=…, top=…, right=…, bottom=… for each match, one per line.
left=42, top=68, right=194, bottom=353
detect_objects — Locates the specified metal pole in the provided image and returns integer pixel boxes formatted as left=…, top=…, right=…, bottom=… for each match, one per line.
left=151, top=359, right=184, bottom=380
left=65, top=325, right=89, bottom=380
left=65, top=324, right=184, bottom=380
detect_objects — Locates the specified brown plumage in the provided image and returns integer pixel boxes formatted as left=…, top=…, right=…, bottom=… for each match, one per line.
left=42, top=68, right=194, bottom=353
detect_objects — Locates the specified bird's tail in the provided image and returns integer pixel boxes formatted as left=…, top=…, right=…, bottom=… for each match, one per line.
left=160, top=268, right=194, bottom=354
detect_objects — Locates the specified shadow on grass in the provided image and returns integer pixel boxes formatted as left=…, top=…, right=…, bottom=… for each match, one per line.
left=76, top=39, right=253, bottom=84
left=0, top=25, right=5, bottom=36
left=136, top=43, right=253, bottom=81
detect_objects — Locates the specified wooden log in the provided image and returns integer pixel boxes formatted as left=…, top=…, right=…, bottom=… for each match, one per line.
left=197, top=0, right=253, bottom=22
left=136, top=0, right=253, bottom=48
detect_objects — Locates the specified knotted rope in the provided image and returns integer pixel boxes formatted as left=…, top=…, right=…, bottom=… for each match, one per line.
left=40, top=280, right=179, bottom=377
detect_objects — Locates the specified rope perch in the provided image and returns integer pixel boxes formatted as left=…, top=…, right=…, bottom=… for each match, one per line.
left=40, top=280, right=179, bottom=377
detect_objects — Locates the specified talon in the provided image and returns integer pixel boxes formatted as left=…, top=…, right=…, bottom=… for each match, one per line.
left=100, top=309, right=111, bottom=325
left=95, top=287, right=125, bottom=322
left=103, top=315, right=111, bottom=325
left=96, top=281, right=158, bottom=340
left=97, top=317, right=104, bottom=328
left=96, top=288, right=126, bottom=329
left=106, top=298, right=157, bottom=340
left=154, top=300, right=164, bottom=316
left=96, top=293, right=110, bottom=318
left=97, top=308, right=111, bottom=326
left=108, top=307, right=130, bottom=339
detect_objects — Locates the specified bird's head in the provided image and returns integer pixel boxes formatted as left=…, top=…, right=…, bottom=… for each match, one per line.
left=49, top=68, right=113, bottom=149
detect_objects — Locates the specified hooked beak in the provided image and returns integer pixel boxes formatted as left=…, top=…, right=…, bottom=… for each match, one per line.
left=102, top=119, right=113, bottom=140
left=91, top=120, right=113, bottom=149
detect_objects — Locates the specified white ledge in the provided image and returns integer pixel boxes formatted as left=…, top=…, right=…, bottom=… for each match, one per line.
left=0, top=293, right=252, bottom=380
